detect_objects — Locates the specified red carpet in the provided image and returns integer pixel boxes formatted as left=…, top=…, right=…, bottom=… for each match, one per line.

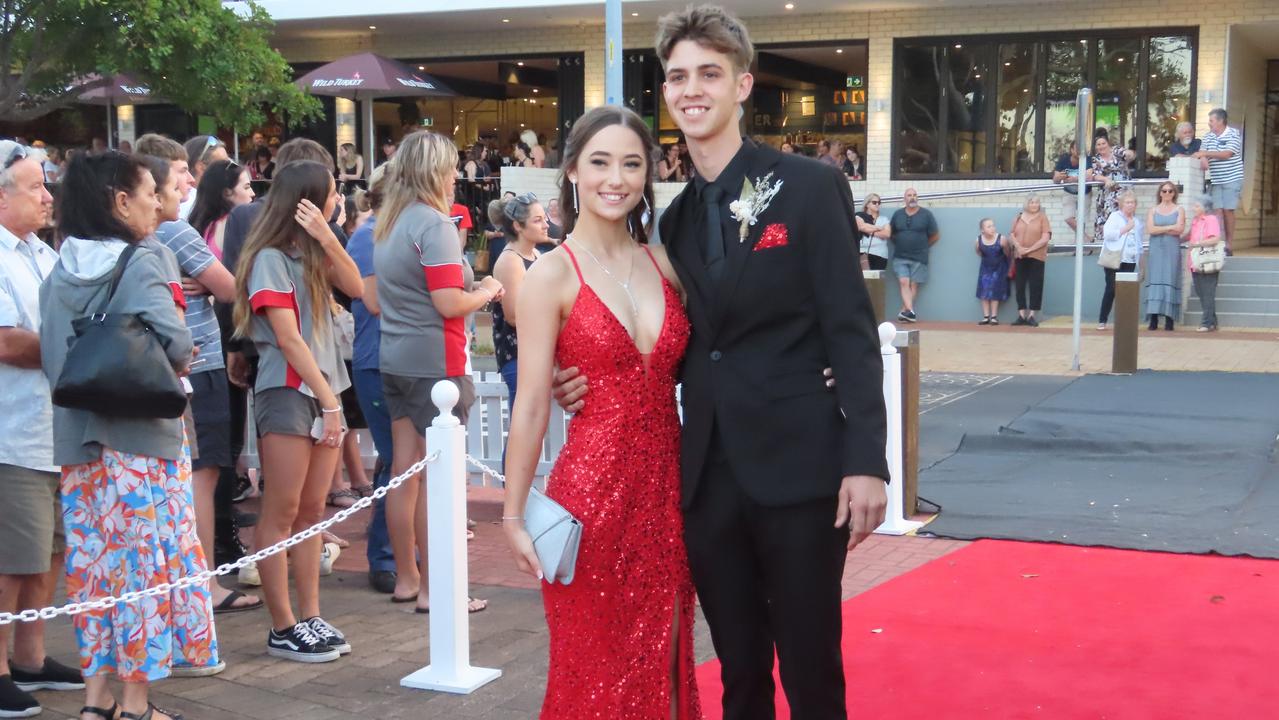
left=696, top=539, right=1279, bottom=719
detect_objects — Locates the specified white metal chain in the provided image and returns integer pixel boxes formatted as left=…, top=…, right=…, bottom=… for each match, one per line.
left=466, top=455, right=506, bottom=485
left=0, top=449, right=461, bottom=626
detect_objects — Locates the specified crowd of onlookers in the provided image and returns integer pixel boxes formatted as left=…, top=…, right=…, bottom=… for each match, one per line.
left=0, top=126, right=567, bottom=720
left=0, top=109, right=1242, bottom=719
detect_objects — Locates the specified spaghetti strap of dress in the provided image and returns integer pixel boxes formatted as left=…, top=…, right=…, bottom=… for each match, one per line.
left=562, top=243, right=585, bottom=283
left=639, top=244, right=662, bottom=274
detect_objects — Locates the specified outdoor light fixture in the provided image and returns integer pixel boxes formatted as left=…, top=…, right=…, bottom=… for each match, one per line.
left=785, top=3, right=795, bottom=9
left=631, top=11, right=638, bottom=16
left=419, top=66, right=425, bottom=70
left=368, top=25, right=376, bottom=30
left=954, top=44, right=962, bottom=49
left=836, top=48, right=843, bottom=54
left=517, top=61, right=524, bottom=66
left=502, top=18, right=510, bottom=23
left=533, top=88, right=539, bottom=92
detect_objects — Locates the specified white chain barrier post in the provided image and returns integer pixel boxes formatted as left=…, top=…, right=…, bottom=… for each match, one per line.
left=400, top=381, right=502, bottom=694
left=875, top=322, right=924, bottom=536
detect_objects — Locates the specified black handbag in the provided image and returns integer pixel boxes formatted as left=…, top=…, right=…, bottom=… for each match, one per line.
left=52, top=244, right=188, bottom=419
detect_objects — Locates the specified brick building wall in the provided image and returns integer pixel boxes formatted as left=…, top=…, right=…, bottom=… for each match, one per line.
left=275, top=0, right=1278, bottom=244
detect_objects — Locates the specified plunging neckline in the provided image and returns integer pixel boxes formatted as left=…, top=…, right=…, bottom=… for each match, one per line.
left=562, top=243, right=672, bottom=359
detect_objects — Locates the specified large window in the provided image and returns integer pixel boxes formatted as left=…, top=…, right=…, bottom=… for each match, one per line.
left=628, top=41, right=869, bottom=157
left=894, top=29, right=1196, bottom=178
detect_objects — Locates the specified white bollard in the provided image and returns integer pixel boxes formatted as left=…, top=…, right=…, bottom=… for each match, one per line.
left=400, top=381, right=502, bottom=694
left=874, top=322, right=924, bottom=536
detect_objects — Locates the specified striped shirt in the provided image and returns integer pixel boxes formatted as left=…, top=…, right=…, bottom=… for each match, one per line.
left=154, top=220, right=222, bottom=373
left=1202, top=126, right=1243, bottom=185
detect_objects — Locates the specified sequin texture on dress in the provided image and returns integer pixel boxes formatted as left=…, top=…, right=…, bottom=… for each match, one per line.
left=539, top=244, right=699, bottom=719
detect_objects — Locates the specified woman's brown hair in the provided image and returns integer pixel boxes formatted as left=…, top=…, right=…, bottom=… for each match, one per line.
left=232, top=160, right=335, bottom=340
left=557, top=105, right=659, bottom=244
left=1157, top=180, right=1180, bottom=203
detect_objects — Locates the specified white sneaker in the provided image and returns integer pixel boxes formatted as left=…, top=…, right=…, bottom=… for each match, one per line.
left=319, top=542, right=340, bottom=576
left=238, top=562, right=261, bottom=587
left=169, top=660, right=227, bottom=678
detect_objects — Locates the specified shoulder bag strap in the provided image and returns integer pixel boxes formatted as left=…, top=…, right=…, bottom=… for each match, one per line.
left=96, top=243, right=140, bottom=315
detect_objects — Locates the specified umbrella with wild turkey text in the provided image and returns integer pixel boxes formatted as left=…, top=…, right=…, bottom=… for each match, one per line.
left=296, top=53, right=455, bottom=175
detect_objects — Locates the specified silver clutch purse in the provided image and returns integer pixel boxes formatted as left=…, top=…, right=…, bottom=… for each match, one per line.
left=525, top=485, right=582, bottom=585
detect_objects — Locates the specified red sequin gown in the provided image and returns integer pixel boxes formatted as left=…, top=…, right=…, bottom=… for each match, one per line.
left=539, top=245, right=699, bottom=719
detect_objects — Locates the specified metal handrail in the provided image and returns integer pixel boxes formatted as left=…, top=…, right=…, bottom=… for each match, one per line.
left=877, top=177, right=1178, bottom=204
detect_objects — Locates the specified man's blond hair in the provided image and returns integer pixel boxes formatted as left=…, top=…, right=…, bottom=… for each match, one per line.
left=654, top=4, right=754, bottom=75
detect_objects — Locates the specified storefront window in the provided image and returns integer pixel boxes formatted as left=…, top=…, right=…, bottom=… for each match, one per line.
left=946, top=44, right=991, bottom=174
left=894, top=29, right=1196, bottom=178
left=897, top=44, right=943, bottom=174
left=1144, top=36, right=1194, bottom=172
left=997, top=43, right=1037, bottom=174
left=1043, top=40, right=1088, bottom=172
left=1095, top=37, right=1142, bottom=159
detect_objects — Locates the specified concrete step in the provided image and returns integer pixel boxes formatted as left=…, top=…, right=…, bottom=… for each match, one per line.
left=1205, top=283, right=1279, bottom=299
left=1216, top=269, right=1279, bottom=284
left=1227, top=255, right=1279, bottom=271
left=1184, top=310, right=1279, bottom=329
left=1185, top=297, right=1279, bottom=314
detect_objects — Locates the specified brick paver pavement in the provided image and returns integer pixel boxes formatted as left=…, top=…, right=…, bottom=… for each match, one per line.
left=28, top=325, right=1266, bottom=718
left=912, top=321, right=1279, bottom=375
left=29, top=489, right=964, bottom=720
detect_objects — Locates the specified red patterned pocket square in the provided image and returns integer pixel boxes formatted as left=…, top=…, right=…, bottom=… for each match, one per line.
left=754, top=223, right=789, bottom=251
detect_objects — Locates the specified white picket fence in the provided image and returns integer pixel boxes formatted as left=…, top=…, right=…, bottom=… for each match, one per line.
left=242, top=371, right=568, bottom=489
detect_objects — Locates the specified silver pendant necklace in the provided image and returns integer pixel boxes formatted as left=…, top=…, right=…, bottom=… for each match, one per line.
left=570, top=235, right=639, bottom=318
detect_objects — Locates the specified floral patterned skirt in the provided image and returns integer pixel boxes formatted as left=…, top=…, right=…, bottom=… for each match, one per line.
left=61, top=438, right=217, bottom=682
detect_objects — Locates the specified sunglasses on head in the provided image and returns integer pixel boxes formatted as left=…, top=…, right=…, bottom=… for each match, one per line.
left=3, top=144, right=28, bottom=170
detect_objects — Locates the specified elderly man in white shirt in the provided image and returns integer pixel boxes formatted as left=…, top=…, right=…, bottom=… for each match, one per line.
left=0, top=140, right=84, bottom=718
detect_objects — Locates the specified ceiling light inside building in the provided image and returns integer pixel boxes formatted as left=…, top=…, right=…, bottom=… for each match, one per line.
left=954, top=44, right=962, bottom=49
left=418, top=66, right=425, bottom=70
left=631, top=12, right=639, bottom=16
left=502, top=18, right=510, bottom=23
left=368, top=25, right=376, bottom=30
left=517, top=61, right=525, bottom=66
left=836, top=49, right=843, bottom=54
left=785, top=3, right=795, bottom=9
left=533, top=88, right=539, bottom=92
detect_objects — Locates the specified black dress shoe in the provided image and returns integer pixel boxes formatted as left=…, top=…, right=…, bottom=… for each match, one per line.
left=369, top=570, right=397, bottom=594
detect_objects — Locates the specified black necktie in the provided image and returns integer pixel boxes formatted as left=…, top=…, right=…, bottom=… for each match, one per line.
left=703, top=184, right=725, bottom=281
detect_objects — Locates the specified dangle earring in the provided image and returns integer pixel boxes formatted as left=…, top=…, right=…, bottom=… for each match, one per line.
left=572, top=181, right=579, bottom=213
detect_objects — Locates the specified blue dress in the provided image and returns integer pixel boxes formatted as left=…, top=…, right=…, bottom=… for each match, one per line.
left=976, top=235, right=1010, bottom=301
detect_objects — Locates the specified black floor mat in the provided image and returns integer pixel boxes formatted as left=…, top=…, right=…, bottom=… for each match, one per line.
left=919, top=371, right=1279, bottom=558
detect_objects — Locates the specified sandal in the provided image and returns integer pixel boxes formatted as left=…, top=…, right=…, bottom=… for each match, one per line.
left=213, top=589, right=263, bottom=614
left=415, top=597, right=487, bottom=614
left=81, top=703, right=118, bottom=720
left=351, top=483, right=375, bottom=499
left=120, top=703, right=183, bottom=720
left=327, top=489, right=360, bottom=508
left=322, top=531, right=349, bottom=549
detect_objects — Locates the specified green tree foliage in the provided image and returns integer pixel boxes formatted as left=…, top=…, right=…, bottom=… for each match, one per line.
left=0, top=0, right=320, bottom=126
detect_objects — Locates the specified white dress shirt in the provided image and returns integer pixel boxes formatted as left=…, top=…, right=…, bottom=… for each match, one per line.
left=0, top=224, right=59, bottom=472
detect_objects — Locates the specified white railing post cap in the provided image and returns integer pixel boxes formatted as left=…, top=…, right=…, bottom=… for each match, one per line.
left=878, top=322, right=898, bottom=355
left=431, top=380, right=460, bottom=428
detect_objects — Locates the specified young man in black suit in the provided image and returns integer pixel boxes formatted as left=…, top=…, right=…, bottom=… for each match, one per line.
left=554, top=6, right=888, bottom=719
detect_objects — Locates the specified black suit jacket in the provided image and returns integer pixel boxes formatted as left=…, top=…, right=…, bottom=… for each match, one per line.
left=660, top=142, right=889, bottom=509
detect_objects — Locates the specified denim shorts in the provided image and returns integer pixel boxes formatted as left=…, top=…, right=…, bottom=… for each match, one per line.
left=892, top=257, right=929, bottom=284
left=1209, top=181, right=1241, bottom=211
